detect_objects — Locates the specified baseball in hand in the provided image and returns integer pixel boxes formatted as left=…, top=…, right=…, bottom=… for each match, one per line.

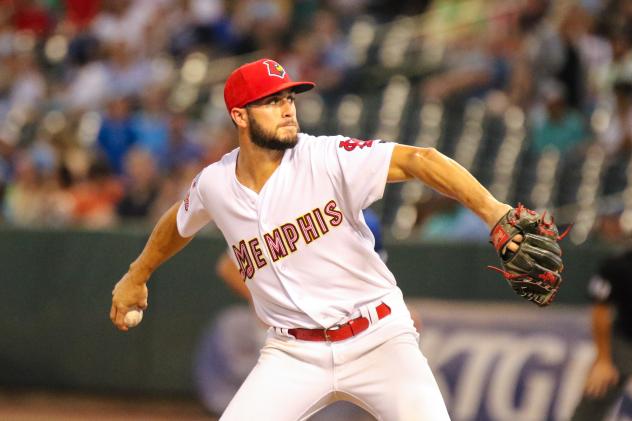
left=124, top=308, right=144, bottom=328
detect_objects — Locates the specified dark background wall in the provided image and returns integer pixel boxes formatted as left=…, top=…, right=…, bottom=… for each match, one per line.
left=0, top=228, right=608, bottom=395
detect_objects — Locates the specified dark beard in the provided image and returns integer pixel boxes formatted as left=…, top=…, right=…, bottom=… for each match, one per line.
left=248, top=112, right=299, bottom=151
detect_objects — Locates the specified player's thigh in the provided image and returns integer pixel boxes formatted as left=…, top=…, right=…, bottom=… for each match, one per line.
left=220, top=341, right=332, bottom=421
left=346, top=333, right=450, bottom=421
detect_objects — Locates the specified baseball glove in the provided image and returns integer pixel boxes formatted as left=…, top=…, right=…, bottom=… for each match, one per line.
left=488, top=204, right=570, bottom=307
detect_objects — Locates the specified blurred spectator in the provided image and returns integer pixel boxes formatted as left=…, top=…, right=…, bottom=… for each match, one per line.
left=6, top=51, right=45, bottom=118
left=277, top=9, right=354, bottom=103
left=132, top=85, right=169, bottom=169
left=592, top=23, right=632, bottom=102
left=12, top=0, right=53, bottom=38
left=279, top=32, right=321, bottom=89
left=598, top=78, right=632, bottom=156
left=201, top=123, right=238, bottom=165
left=228, top=0, right=292, bottom=54
left=149, top=162, right=200, bottom=223
left=91, top=0, right=160, bottom=52
left=531, top=79, right=587, bottom=154
left=573, top=7, right=611, bottom=110
left=366, top=0, right=428, bottom=21
left=149, top=160, right=202, bottom=223
left=419, top=1, right=515, bottom=102
left=69, top=159, right=122, bottom=228
left=63, top=0, right=101, bottom=31
left=165, top=113, right=203, bottom=172
left=308, top=9, right=354, bottom=91
left=10, top=140, right=75, bottom=226
left=556, top=4, right=590, bottom=110
left=599, top=77, right=632, bottom=198
left=0, top=0, right=631, bottom=243
left=417, top=196, right=489, bottom=242
left=3, top=152, right=54, bottom=227
left=64, top=35, right=109, bottom=111
left=116, top=147, right=160, bottom=221
left=508, top=0, right=564, bottom=108
left=162, top=0, right=230, bottom=57
left=421, top=34, right=510, bottom=102
left=103, top=39, right=151, bottom=98
left=96, top=96, right=136, bottom=174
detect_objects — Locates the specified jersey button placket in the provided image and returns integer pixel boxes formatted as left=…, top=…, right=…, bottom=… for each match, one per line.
left=256, top=194, right=286, bottom=278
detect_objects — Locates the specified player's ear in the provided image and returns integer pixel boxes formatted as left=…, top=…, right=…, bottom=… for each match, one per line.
left=231, top=107, right=248, bottom=128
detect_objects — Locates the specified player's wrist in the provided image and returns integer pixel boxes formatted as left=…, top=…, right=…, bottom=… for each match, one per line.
left=594, top=355, right=614, bottom=366
left=128, top=260, right=153, bottom=284
left=483, top=202, right=512, bottom=229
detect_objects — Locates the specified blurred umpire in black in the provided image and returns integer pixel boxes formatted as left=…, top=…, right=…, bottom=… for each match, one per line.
left=571, top=214, right=632, bottom=421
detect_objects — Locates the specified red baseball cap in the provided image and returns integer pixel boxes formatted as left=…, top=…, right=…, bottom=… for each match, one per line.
left=223, top=58, right=315, bottom=112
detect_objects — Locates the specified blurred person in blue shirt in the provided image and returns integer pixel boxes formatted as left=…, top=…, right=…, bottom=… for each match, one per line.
left=96, top=96, right=136, bottom=174
left=116, top=148, right=161, bottom=221
left=531, top=79, right=587, bottom=155
left=418, top=196, right=489, bottom=242
left=132, top=86, right=170, bottom=170
left=165, top=113, right=203, bottom=172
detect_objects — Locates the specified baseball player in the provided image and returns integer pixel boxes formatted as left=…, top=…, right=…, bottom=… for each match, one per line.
left=570, top=245, right=632, bottom=421
left=110, top=58, right=560, bottom=420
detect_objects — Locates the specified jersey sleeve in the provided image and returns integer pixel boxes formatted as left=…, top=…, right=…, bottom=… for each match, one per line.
left=176, top=170, right=212, bottom=237
left=587, top=255, right=619, bottom=303
left=587, top=274, right=612, bottom=303
left=324, top=137, right=396, bottom=212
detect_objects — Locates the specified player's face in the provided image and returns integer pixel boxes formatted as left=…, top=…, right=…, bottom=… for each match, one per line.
left=246, top=90, right=300, bottom=150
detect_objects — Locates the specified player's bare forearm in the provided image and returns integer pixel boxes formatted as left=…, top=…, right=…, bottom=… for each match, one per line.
left=584, top=302, right=619, bottom=397
left=388, top=144, right=511, bottom=228
left=129, top=201, right=193, bottom=283
left=592, top=303, right=614, bottom=362
left=111, top=202, right=192, bottom=331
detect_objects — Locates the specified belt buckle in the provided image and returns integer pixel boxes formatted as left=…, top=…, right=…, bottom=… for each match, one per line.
left=323, top=324, right=341, bottom=342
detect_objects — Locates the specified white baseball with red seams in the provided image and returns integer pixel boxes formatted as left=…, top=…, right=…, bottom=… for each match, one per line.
left=176, top=133, right=450, bottom=420
left=123, top=307, right=143, bottom=328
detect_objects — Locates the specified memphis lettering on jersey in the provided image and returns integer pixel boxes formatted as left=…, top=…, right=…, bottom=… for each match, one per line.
left=232, top=200, right=343, bottom=280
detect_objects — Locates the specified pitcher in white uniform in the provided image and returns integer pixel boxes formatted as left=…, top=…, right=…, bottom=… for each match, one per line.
left=110, top=58, right=520, bottom=421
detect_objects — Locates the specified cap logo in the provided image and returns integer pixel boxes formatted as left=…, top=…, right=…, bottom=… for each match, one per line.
left=263, top=60, right=286, bottom=79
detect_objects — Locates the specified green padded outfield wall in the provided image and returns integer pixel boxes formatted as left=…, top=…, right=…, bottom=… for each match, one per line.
left=0, top=227, right=609, bottom=394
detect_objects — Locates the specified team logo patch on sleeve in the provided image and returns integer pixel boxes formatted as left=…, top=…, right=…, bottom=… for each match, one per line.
left=339, top=138, right=375, bottom=152
left=184, top=172, right=202, bottom=211
left=263, top=60, right=286, bottom=79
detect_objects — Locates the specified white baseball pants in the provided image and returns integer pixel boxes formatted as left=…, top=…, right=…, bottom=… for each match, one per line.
left=220, top=302, right=450, bottom=421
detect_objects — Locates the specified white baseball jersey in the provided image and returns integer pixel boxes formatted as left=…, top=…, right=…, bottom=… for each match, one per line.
left=177, top=133, right=400, bottom=329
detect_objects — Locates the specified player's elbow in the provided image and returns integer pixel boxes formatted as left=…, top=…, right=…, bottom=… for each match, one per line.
left=404, top=146, right=453, bottom=185
left=390, top=146, right=442, bottom=182
left=415, top=147, right=440, bottom=162
left=408, top=147, right=440, bottom=173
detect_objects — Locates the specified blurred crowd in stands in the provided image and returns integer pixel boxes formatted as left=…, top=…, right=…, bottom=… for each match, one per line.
left=0, top=0, right=631, bottom=243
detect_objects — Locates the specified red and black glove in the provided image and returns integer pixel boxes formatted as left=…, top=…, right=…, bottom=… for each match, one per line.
left=488, top=204, right=570, bottom=307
